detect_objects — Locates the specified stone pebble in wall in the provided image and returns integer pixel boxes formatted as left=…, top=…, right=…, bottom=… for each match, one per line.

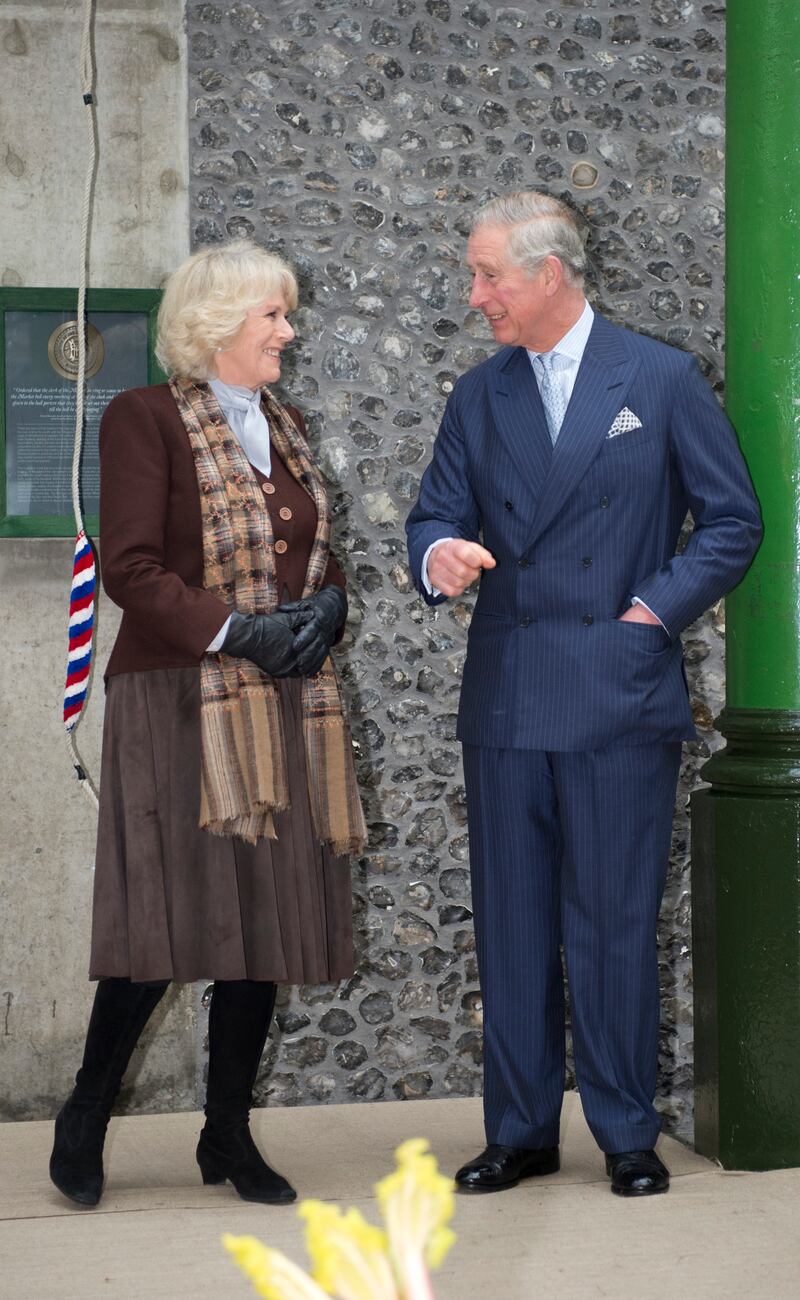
left=189, top=0, right=728, bottom=1140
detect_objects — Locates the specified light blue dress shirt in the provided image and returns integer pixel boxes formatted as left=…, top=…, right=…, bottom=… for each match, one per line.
left=208, top=377, right=272, bottom=477
left=525, top=297, right=594, bottom=411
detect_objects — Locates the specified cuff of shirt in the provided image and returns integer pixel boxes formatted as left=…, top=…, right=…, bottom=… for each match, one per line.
left=631, top=596, right=665, bottom=628
left=206, top=615, right=232, bottom=653
left=421, top=538, right=455, bottom=596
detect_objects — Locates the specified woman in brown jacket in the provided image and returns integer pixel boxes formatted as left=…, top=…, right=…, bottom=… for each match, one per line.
left=50, top=240, right=366, bottom=1208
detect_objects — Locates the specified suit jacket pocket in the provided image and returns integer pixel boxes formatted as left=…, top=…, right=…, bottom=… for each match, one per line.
left=602, top=427, right=660, bottom=451
left=468, top=610, right=516, bottom=633
left=609, top=617, right=670, bottom=652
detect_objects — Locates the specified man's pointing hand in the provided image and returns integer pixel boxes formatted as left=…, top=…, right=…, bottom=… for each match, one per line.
left=428, top=539, right=497, bottom=597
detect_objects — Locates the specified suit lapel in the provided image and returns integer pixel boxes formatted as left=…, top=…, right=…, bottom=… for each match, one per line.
left=524, top=315, right=640, bottom=549
left=486, top=346, right=553, bottom=502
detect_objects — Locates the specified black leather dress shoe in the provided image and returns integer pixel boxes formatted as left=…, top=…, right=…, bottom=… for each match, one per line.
left=455, top=1144, right=560, bottom=1192
left=605, top=1149, right=669, bottom=1196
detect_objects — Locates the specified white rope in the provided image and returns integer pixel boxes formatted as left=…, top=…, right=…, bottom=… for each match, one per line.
left=67, top=0, right=99, bottom=810
left=71, top=0, right=97, bottom=533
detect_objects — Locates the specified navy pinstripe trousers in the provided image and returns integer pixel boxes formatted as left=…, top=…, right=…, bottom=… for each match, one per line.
left=463, top=741, right=682, bottom=1155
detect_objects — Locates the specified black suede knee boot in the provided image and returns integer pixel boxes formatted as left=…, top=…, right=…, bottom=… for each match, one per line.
left=49, top=977, right=169, bottom=1207
left=196, top=979, right=295, bottom=1204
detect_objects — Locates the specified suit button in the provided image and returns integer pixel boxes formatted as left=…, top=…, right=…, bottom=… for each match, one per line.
left=519, top=616, right=532, bottom=627
left=582, top=614, right=593, bottom=626
left=518, top=558, right=529, bottom=569
left=505, top=500, right=514, bottom=511
left=599, top=496, right=610, bottom=508
left=275, top=540, right=288, bottom=555
left=582, top=556, right=592, bottom=568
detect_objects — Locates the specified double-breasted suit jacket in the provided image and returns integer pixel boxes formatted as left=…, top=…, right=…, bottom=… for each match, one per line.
left=407, top=313, right=762, bottom=752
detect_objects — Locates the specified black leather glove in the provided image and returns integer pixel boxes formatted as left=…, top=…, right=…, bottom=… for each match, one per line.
left=277, top=585, right=348, bottom=677
left=220, top=608, right=313, bottom=678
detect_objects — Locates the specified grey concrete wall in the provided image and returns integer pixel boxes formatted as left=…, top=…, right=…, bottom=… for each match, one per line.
left=186, top=0, right=729, bottom=1142
left=1, top=0, right=188, bottom=291
left=0, top=1, right=192, bottom=1120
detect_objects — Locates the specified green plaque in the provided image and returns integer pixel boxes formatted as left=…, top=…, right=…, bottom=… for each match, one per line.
left=0, top=288, right=164, bottom=537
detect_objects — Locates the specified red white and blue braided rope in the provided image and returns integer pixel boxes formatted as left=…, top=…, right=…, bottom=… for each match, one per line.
left=64, top=530, right=96, bottom=731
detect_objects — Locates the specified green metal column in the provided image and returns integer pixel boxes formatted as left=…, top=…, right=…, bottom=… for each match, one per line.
left=691, top=0, right=800, bottom=1169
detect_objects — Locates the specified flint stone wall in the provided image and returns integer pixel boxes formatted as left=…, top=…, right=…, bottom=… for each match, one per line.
left=187, top=0, right=729, bottom=1141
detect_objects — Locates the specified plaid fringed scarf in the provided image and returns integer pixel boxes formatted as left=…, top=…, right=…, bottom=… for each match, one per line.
left=170, top=376, right=367, bottom=856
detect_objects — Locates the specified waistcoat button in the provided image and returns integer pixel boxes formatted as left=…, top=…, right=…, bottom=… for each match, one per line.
left=274, top=539, right=288, bottom=554
left=262, top=481, right=276, bottom=495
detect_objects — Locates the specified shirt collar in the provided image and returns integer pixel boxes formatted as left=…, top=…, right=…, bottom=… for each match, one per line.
left=527, top=298, right=594, bottom=366
left=209, top=377, right=261, bottom=409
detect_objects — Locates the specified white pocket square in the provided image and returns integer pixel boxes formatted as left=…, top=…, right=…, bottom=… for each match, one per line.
left=606, top=407, right=643, bottom=438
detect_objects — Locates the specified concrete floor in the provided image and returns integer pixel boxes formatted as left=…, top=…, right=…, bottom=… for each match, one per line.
left=1, top=1093, right=797, bottom=1299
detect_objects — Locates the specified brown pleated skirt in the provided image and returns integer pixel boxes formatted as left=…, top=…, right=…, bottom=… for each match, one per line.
left=89, top=668, right=354, bottom=984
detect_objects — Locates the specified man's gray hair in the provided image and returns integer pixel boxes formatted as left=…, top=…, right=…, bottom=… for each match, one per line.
left=472, top=191, right=587, bottom=285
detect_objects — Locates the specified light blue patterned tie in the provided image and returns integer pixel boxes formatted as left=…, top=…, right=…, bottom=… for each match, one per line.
left=533, top=351, right=566, bottom=445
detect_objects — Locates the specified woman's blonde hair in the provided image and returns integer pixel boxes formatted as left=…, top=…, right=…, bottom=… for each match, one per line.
left=156, top=239, right=299, bottom=380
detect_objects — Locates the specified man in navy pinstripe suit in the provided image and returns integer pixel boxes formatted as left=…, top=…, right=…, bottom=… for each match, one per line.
left=406, top=191, right=761, bottom=1196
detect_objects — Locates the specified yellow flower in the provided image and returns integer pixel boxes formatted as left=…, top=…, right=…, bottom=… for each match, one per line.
left=224, top=1141, right=456, bottom=1300
left=376, top=1140, right=457, bottom=1299
left=299, top=1201, right=399, bottom=1300
left=222, top=1234, right=329, bottom=1300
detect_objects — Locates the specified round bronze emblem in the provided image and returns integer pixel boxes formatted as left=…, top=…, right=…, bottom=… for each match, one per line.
left=48, top=320, right=105, bottom=381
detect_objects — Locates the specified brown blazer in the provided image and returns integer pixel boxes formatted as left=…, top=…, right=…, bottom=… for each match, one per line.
left=99, top=383, right=344, bottom=678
